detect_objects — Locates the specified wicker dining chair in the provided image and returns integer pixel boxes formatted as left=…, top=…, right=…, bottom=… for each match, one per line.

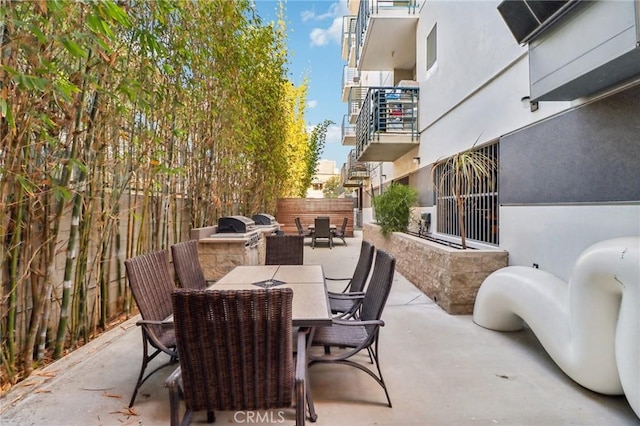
left=326, top=240, right=375, bottom=317
left=311, top=217, right=333, bottom=249
left=265, top=234, right=304, bottom=265
left=166, top=288, right=314, bottom=426
left=124, top=249, right=178, bottom=407
left=170, top=240, right=209, bottom=290
left=309, top=249, right=396, bottom=408
left=332, top=217, right=349, bottom=246
left=295, top=217, right=313, bottom=239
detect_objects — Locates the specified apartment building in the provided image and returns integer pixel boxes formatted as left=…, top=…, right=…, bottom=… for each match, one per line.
left=340, top=0, right=640, bottom=281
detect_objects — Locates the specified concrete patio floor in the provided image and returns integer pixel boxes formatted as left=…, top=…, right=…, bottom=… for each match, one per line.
left=1, top=231, right=638, bottom=426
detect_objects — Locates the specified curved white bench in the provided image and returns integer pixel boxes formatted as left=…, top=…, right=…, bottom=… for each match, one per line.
left=473, top=237, right=639, bottom=418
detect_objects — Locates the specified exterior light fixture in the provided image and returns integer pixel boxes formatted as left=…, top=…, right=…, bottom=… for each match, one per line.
left=413, top=157, right=420, bottom=165
left=521, top=96, right=539, bottom=112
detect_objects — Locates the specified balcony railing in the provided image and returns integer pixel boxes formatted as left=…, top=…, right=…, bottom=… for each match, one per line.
left=342, top=115, right=356, bottom=146
left=341, top=15, right=357, bottom=62
left=348, top=86, right=368, bottom=124
left=341, top=163, right=362, bottom=187
left=356, top=86, right=419, bottom=162
left=347, top=149, right=370, bottom=180
left=342, top=66, right=360, bottom=102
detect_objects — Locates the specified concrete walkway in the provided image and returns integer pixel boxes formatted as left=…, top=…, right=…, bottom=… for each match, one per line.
left=1, top=231, right=638, bottom=425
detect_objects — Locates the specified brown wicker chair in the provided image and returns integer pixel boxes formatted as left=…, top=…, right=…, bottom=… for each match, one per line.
left=311, top=217, right=333, bottom=249
left=166, top=288, right=314, bottom=425
left=332, top=217, right=348, bottom=246
left=309, top=249, right=396, bottom=407
left=326, top=240, right=375, bottom=317
left=170, top=240, right=210, bottom=289
left=265, top=234, right=304, bottom=265
left=124, top=250, right=178, bottom=407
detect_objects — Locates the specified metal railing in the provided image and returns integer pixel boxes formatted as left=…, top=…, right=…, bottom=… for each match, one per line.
left=342, top=66, right=360, bottom=90
left=347, top=149, right=369, bottom=179
left=342, top=114, right=356, bottom=143
left=356, top=86, right=419, bottom=158
left=433, top=143, right=499, bottom=245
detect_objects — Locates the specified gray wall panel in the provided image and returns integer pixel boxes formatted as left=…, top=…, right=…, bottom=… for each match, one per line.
left=500, top=84, right=640, bottom=204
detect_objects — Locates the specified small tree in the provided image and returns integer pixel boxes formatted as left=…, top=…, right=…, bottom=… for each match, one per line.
left=373, top=183, right=418, bottom=237
left=431, top=143, right=496, bottom=249
left=322, top=175, right=342, bottom=199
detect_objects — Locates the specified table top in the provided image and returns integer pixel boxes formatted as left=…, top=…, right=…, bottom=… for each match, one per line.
left=210, top=265, right=331, bottom=327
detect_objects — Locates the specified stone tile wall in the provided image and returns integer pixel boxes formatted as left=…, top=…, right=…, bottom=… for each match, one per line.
left=364, top=223, right=508, bottom=314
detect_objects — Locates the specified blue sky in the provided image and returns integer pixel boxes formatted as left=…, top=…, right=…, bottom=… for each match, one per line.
left=254, top=0, right=350, bottom=168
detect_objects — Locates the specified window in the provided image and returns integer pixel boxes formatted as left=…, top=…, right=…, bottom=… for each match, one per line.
left=426, top=23, right=437, bottom=72
left=433, top=142, right=499, bottom=245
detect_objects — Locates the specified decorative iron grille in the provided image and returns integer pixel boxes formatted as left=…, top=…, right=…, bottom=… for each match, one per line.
left=434, top=142, right=499, bottom=245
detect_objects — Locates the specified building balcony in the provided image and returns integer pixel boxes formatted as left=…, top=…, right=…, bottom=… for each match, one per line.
left=347, top=85, right=368, bottom=124
left=342, top=115, right=356, bottom=146
left=356, top=86, right=419, bottom=162
left=341, top=15, right=357, bottom=64
left=342, top=66, right=360, bottom=102
left=355, top=0, right=419, bottom=71
left=347, top=149, right=370, bottom=180
left=341, top=163, right=362, bottom=187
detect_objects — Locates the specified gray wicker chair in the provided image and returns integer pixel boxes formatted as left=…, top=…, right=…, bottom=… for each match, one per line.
left=295, top=217, right=313, bottom=240
left=166, top=288, right=314, bottom=425
left=332, top=217, right=348, bottom=246
left=309, top=249, right=396, bottom=407
left=326, top=240, right=375, bottom=317
left=124, top=249, right=178, bottom=407
left=311, top=217, right=333, bottom=249
left=265, top=234, right=304, bottom=265
left=170, top=240, right=209, bottom=290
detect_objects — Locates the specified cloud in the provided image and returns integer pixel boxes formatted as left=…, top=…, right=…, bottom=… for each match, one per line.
left=307, top=100, right=318, bottom=108
left=325, top=123, right=341, bottom=144
left=305, top=1, right=348, bottom=47
left=306, top=123, right=340, bottom=144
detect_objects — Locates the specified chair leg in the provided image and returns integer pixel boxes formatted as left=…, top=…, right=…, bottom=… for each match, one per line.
left=130, top=332, right=152, bottom=407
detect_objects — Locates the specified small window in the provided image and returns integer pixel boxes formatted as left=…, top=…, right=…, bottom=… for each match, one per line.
left=426, top=23, right=437, bottom=72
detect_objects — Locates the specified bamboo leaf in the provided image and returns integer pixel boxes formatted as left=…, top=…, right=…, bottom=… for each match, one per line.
left=60, top=37, right=87, bottom=58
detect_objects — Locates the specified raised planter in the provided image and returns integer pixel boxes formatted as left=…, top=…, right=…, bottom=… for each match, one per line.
left=364, top=223, right=508, bottom=314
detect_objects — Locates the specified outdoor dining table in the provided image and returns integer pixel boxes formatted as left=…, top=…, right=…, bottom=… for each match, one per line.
left=210, top=264, right=332, bottom=327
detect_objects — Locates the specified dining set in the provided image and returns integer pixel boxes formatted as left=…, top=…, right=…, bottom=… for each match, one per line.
left=124, top=234, right=395, bottom=426
left=295, top=216, right=348, bottom=248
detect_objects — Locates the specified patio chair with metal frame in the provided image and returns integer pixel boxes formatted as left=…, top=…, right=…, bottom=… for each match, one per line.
left=311, top=217, right=333, bottom=249
left=170, top=240, right=210, bottom=290
left=295, top=217, right=313, bottom=240
left=309, top=249, right=396, bottom=407
left=332, top=217, right=349, bottom=246
left=265, top=234, right=304, bottom=265
left=166, top=288, right=315, bottom=425
left=124, top=249, right=178, bottom=407
left=326, top=240, right=375, bottom=317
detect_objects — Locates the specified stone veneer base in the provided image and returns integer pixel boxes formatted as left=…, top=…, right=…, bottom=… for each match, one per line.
left=363, top=223, right=508, bottom=315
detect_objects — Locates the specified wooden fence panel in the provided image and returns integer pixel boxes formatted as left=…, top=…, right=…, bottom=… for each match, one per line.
left=276, top=198, right=355, bottom=237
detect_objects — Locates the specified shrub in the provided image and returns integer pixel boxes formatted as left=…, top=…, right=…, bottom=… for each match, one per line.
left=373, top=183, right=418, bottom=237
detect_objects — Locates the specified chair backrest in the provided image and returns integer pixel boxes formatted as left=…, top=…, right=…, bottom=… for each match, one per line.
left=125, top=250, right=175, bottom=325
left=265, top=234, right=304, bottom=265
left=339, top=217, right=348, bottom=232
left=295, top=217, right=304, bottom=234
left=348, top=240, right=376, bottom=293
left=171, top=240, right=207, bottom=290
left=314, top=217, right=331, bottom=238
left=171, top=288, right=294, bottom=412
left=360, top=249, right=396, bottom=329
